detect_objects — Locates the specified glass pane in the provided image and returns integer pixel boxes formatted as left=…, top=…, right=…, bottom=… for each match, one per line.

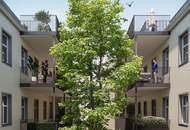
left=2, top=96, right=8, bottom=105
left=3, top=107, right=8, bottom=123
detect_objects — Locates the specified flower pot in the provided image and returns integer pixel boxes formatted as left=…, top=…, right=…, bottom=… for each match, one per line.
left=31, top=76, right=37, bottom=82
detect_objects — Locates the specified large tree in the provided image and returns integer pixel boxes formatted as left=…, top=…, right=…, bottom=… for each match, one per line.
left=50, top=0, right=142, bottom=130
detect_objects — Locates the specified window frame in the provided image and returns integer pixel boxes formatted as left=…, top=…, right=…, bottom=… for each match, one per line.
left=162, top=97, right=169, bottom=120
left=21, top=47, right=28, bottom=75
left=1, top=30, right=12, bottom=66
left=43, top=101, right=47, bottom=120
left=21, top=97, right=28, bottom=121
left=151, top=99, right=157, bottom=116
left=162, top=47, right=169, bottom=75
left=179, top=30, right=189, bottom=67
left=143, top=101, right=147, bottom=116
left=1, top=93, right=12, bottom=127
left=138, top=102, right=141, bottom=115
left=179, top=94, right=189, bottom=127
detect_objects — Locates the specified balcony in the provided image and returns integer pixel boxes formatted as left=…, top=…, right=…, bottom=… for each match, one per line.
left=20, top=15, right=59, bottom=34
left=139, top=67, right=170, bottom=85
left=20, top=67, right=56, bottom=88
left=127, top=67, right=170, bottom=97
left=128, top=15, right=170, bottom=38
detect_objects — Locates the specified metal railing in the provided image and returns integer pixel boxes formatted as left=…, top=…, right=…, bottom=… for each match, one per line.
left=20, top=15, right=59, bottom=33
left=140, top=67, right=170, bottom=84
left=128, top=15, right=170, bottom=38
left=20, top=67, right=56, bottom=85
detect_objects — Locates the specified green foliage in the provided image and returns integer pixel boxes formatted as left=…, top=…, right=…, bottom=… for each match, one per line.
left=35, top=10, right=51, bottom=32
left=35, top=10, right=51, bottom=24
left=50, top=0, right=142, bottom=129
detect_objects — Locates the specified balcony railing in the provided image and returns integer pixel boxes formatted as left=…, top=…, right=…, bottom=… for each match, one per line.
left=20, top=15, right=59, bottom=33
left=140, top=67, right=170, bottom=84
left=128, top=15, right=170, bottom=38
left=20, top=67, right=56, bottom=87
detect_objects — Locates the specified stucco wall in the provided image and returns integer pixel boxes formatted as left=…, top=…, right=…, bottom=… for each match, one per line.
left=168, top=12, right=190, bottom=130
left=0, top=10, right=56, bottom=130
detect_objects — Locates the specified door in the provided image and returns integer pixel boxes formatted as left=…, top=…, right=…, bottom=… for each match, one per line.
left=34, top=99, right=39, bottom=121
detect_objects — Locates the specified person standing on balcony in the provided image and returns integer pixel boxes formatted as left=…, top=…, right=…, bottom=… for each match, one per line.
left=152, top=59, right=158, bottom=83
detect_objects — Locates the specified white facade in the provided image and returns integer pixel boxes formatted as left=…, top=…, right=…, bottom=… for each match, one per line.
left=125, top=1, right=190, bottom=130
left=0, top=1, right=64, bottom=130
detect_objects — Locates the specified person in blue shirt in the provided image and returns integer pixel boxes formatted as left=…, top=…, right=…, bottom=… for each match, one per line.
left=152, top=59, right=158, bottom=83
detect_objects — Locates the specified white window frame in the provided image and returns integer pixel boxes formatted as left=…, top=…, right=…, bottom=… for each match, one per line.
left=21, top=47, right=28, bottom=74
left=21, top=97, right=27, bottom=121
left=163, top=97, right=169, bottom=119
left=2, top=95, right=9, bottom=125
left=179, top=31, right=189, bottom=66
left=2, top=32, right=9, bottom=64
left=163, top=48, right=169, bottom=74
left=179, top=94, right=189, bottom=126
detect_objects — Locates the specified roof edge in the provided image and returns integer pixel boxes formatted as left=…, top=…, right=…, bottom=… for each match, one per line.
left=166, top=0, right=190, bottom=31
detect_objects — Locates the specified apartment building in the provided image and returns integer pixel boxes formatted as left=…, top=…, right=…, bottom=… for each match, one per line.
left=125, top=0, right=190, bottom=130
left=0, top=1, right=64, bottom=130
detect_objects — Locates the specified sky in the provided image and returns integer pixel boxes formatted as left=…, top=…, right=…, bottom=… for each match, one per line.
left=4, top=0, right=187, bottom=29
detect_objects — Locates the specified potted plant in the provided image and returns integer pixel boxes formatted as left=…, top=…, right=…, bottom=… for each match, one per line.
left=28, top=56, right=39, bottom=82
left=35, top=10, right=51, bottom=32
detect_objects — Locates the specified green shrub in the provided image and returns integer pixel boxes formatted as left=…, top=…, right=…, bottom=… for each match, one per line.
left=136, top=116, right=168, bottom=129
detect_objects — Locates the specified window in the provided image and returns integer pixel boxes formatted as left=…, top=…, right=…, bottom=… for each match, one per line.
left=49, top=102, right=53, bottom=120
left=2, top=31, right=12, bottom=66
left=163, top=97, right=169, bottom=120
left=21, top=47, right=28, bottom=74
left=21, top=97, right=28, bottom=121
left=179, top=31, right=189, bottom=66
left=138, top=102, right=141, bottom=115
left=43, top=101, right=47, bottom=120
left=1, top=93, right=12, bottom=126
left=179, top=94, right=189, bottom=125
left=34, top=99, right=39, bottom=121
left=163, top=47, right=169, bottom=74
left=151, top=99, right=156, bottom=116
left=144, top=101, right=147, bottom=116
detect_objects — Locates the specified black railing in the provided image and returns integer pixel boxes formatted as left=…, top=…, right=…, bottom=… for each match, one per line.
left=128, top=15, right=170, bottom=38
left=20, top=15, right=59, bottom=33
left=140, top=67, right=170, bottom=84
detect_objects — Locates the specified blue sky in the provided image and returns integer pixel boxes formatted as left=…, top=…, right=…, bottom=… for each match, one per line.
left=5, top=0, right=186, bottom=29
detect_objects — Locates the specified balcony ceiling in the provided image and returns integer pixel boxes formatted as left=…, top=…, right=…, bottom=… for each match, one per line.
left=21, top=34, right=56, bottom=60
left=127, top=85, right=169, bottom=98
left=136, top=34, right=169, bottom=60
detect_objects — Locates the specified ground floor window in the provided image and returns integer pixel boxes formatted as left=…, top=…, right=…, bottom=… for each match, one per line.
left=151, top=99, right=156, bottom=116
left=138, top=102, right=141, bottom=115
left=163, top=97, right=169, bottom=120
left=43, top=101, right=47, bottom=120
left=21, top=97, right=28, bottom=121
left=34, top=99, right=39, bottom=121
left=2, top=93, right=12, bottom=126
left=144, top=101, right=147, bottom=116
left=179, top=94, right=189, bottom=125
left=49, top=102, right=53, bottom=120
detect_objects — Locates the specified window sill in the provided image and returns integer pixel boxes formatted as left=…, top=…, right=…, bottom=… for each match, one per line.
left=179, top=61, right=188, bottom=67
left=2, top=62, right=12, bottom=68
left=179, top=123, right=188, bottom=127
left=2, top=123, right=12, bottom=127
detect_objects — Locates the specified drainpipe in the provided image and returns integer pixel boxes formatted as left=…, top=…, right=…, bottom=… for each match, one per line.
left=53, top=86, right=56, bottom=122
left=134, top=84, right=138, bottom=130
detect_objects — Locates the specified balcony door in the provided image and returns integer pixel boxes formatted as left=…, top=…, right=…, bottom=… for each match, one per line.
left=34, top=99, right=39, bottom=121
